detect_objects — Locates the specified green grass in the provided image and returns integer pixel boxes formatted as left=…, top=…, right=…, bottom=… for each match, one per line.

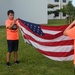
left=48, top=19, right=67, bottom=26
left=0, top=20, right=74, bottom=75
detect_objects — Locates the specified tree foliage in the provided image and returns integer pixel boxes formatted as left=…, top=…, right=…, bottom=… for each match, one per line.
left=60, top=1, right=75, bottom=23
left=48, top=1, right=75, bottom=23
left=60, top=1, right=75, bottom=16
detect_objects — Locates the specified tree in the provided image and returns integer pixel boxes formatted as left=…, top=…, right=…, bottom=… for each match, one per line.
left=60, top=1, right=75, bottom=23
left=48, top=1, right=75, bottom=24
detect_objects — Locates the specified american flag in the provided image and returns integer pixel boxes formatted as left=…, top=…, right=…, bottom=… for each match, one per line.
left=18, top=18, right=74, bottom=61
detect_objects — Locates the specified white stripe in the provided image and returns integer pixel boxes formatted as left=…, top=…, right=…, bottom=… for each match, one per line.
left=42, top=29, right=61, bottom=35
left=29, top=40, right=73, bottom=52
left=19, top=27, right=31, bottom=44
left=44, top=55, right=73, bottom=61
left=19, top=22, right=74, bottom=61
left=20, top=25, right=73, bottom=42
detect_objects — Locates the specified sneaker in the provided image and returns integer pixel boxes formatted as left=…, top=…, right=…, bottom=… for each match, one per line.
left=14, top=60, right=20, bottom=64
left=6, top=62, right=11, bottom=67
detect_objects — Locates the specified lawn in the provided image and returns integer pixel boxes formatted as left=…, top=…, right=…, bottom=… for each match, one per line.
left=48, top=19, right=67, bottom=26
left=0, top=19, right=74, bottom=75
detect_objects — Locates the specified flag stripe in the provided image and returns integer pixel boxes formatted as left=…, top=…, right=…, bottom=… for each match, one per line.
left=23, top=34, right=74, bottom=46
left=41, top=24, right=69, bottom=31
left=44, top=55, right=73, bottom=61
left=20, top=26, right=72, bottom=42
left=37, top=49, right=74, bottom=57
left=42, top=29, right=62, bottom=35
left=29, top=40, right=73, bottom=52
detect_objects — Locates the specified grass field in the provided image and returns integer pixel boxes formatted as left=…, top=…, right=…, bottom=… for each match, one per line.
left=48, top=19, right=67, bottom=26
left=0, top=19, right=74, bottom=75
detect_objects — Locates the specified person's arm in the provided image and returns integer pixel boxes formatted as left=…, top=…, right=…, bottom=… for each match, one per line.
left=63, top=20, right=75, bottom=36
left=7, top=19, right=18, bottom=29
left=16, top=20, right=19, bottom=28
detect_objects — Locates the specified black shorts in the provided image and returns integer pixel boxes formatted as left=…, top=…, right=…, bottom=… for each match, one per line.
left=7, top=40, right=19, bottom=52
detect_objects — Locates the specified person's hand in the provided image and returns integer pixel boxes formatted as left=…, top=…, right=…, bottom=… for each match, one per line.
left=63, top=20, right=75, bottom=36
left=14, top=18, right=18, bottom=24
left=10, top=18, right=18, bottom=27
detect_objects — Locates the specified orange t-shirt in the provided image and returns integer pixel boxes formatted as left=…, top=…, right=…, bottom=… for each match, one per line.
left=5, top=19, right=19, bottom=40
left=66, top=26, right=75, bottom=64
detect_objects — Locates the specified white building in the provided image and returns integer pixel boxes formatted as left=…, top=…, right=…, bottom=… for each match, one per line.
left=0, top=0, right=47, bottom=26
left=48, top=0, right=69, bottom=19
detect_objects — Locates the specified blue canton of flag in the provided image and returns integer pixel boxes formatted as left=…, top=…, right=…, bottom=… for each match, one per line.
left=20, top=19, right=44, bottom=36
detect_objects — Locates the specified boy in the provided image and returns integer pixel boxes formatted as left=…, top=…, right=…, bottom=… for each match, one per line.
left=5, top=10, right=19, bottom=67
left=63, top=20, right=75, bottom=71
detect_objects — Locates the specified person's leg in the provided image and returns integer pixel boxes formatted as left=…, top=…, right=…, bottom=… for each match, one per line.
left=14, top=51, right=20, bottom=64
left=14, top=51, right=18, bottom=62
left=6, top=52, right=11, bottom=62
left=6, top=40, right=13, bottom=66
left=6, top=52, right=12, bottom=66
left=14, top=40, right=19, bottom=64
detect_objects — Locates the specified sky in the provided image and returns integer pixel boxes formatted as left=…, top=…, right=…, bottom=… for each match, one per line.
left=72, top=0, right=75, bottom=6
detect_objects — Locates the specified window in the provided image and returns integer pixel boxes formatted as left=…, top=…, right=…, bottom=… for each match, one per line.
left=54, top=12, right=59, bottom=17
left=63, top=13, right=66, bottom=17
left=63, top=0, right=66, bottom=2
left=54, top=0, right=59, bottom=2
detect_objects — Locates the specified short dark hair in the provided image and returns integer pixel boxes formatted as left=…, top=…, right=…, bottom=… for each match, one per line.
left=7, top=10, right=14, bottom=15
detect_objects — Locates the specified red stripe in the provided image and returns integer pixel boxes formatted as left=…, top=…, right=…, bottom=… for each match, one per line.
left=37, top=49, right=74, bottom=57
left=18, top=19, right=66, bottom=40
left=23, top=34, right=74, bottom=46
left=40, top=32, right=63, bottom=39
left=41, top=24, right=69, bottom=31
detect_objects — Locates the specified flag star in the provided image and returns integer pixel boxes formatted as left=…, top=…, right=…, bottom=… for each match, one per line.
left=30, top=26, right=32, bottom=28
left=38, top=29, right=39, bottom=31
left=34, top=25, right=36, bottom=27
left=41, top=31, right=42, bottom=33
left=33, top=30, right=35, bottom=32
left=37, top=31, right=39, bottom=32
left=27, top=23, right=29, bottom=25
left=34, top=27, right=35, bottom=29
left=38, top=26, right=40, bottom=28
left=37, top=30, right=39, bottom=32
left=40, top=33, right=42, bottom=35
